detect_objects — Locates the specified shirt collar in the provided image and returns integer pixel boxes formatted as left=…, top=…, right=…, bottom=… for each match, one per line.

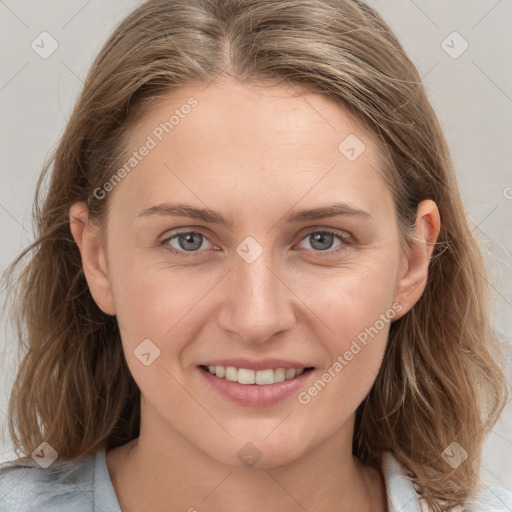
left=381, top=452, right=427, bottom=512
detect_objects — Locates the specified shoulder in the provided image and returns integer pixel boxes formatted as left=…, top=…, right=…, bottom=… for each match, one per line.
left=0, top=452, right=96, bottom=512
left=381, top=452, right=512, bottom=511
left=464, top=483, right=512, bottom=511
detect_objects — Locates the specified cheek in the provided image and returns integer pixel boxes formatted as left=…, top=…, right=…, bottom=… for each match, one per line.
left=108, top=239, right=188, bottom=323
left=107, top=251, right=220, bottom=365
left=296, top=284, right=394, bottom=427
left=298, top=255, right=399, bottom=339
left=293, top=259, right=398, bottom=401
left=108, top=262, right=207, bottom=407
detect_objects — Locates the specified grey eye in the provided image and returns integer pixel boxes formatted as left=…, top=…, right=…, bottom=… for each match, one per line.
left=307, top=231, right=336, bottom=251
left=168, top=232, right=205, bottom=252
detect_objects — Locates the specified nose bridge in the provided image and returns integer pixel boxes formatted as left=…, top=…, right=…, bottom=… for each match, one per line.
left=237, top=248, right=279, bottom=306
left=219, top=237, right=294, bottom=342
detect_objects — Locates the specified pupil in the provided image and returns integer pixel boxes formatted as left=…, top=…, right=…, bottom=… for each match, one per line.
left=312, top=232, right=333, bottom=251
left=180, top=233, right=202, bottom=251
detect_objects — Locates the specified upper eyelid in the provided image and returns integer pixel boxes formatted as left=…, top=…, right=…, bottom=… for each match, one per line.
left=160, top=226, right=353, bottom=247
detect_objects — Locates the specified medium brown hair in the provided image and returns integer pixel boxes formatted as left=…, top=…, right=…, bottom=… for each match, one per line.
left=2, top=1, right=508, bottom=510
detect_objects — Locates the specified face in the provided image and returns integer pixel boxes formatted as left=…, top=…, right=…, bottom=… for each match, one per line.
left=74, top=77, right=434, bottom=469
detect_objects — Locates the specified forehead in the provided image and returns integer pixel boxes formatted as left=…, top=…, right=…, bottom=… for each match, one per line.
left=112, top=77, right=392, bottom=218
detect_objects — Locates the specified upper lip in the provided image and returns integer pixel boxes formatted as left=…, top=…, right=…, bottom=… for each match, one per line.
left=199, top=358, right=314, bottom=371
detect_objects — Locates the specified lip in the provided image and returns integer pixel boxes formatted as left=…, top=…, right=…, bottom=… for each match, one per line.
left=197, top=365, right=315, bottom=407
left=199, top=357, right=312, bottom=371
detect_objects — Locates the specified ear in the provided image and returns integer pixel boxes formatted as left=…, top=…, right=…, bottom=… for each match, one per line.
left=393, top=199, right=441, bottom=320
left=69, top=201, right=116, bottom=315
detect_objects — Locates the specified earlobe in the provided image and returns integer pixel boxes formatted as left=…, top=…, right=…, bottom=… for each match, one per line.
left=393, top=199, right=441, bottom=319
left=69, top=201, right=116, bottom=315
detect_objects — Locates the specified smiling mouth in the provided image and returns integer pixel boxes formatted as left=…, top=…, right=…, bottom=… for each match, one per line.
left=199, top=365, right=315, bottom=385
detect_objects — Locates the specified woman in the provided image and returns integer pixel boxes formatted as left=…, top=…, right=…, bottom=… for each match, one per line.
left=1, top=1, right=511, bottom=511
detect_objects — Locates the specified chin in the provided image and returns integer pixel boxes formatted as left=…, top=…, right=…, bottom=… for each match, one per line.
left=210, top=429, right=312, bottom=470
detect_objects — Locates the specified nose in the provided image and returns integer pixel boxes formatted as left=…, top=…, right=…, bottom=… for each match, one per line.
left=217, top=248, right=296, bottom=345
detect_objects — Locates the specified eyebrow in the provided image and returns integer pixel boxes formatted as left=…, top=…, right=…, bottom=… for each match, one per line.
left=137, top=202, right=372, bottom=227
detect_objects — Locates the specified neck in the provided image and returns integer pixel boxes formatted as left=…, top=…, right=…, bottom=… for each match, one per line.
left=106, top=403, right=388, bottom=512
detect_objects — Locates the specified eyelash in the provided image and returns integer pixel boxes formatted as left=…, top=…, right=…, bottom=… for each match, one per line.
left=159, top=228, right=353, bottom=258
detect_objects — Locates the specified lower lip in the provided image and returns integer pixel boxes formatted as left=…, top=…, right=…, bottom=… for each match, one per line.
left=198, top=366, right=314, bottom=407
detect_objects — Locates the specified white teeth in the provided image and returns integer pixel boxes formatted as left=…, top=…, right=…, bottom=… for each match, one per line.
left=285, top=368, right=296, bottom=380
left=238, top=368, right=255, bottom=384
left=225, top=366, right=238, bottom=382
left=204, top=365, right=308, bottom=385
left=255, top=369, right=274, bottom=385
left=273, top=368, right=286, bottom=383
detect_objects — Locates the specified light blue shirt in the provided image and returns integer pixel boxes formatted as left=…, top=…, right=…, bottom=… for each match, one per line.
left=1, top=449, right=511, bottom=511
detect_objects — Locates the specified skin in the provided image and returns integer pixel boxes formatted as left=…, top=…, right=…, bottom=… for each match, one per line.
left=70, top=76, right=440, bottom=512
